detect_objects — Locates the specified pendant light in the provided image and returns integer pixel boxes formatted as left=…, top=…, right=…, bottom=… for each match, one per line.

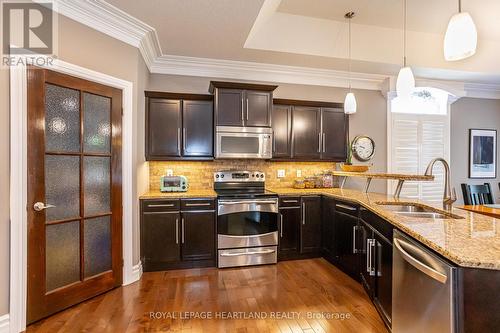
left=444, top=0, right=477, bottom=61
left=344, top=11, right=357, bottom=114
left=396, top=0, right=415, bottom=99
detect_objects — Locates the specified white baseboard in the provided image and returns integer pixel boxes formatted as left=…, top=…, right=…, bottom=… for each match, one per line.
left=124, top=261, right=142, bottom=286
left=0, top=314, right=9, bottom=333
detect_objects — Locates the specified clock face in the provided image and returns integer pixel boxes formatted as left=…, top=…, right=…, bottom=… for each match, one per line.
left=352, top=136, right=375, bottom=161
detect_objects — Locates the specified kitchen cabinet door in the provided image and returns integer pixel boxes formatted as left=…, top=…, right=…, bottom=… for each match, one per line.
left=182, top=100, right=213, bottom=157
left=373, top=232, right=393, bottom=327
left=141, top=211, right=181, bottom=271
left=359, top=219, right=375, bottom=298
left=334, top=210, right=361, bottom=280
left=271, top=105, right=292, bottom=158
left=279, top=207, right=301, bottom=259
left=146, top=99, right=182, bottom=159
left=181, top=211, right=215, bottom=261
left=292, top=106, right=321, bottom=159
left=245, top=90, right=272, bottom=127
left=215, top=88, right=244, bottom=126
left=300, top=196, right=322, bottom=254
left=321, top=107, right=348, bottom=161
left=322, top=197, right=336, bottom=260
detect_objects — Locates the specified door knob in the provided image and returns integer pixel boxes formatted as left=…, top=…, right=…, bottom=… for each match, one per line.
left=33, top=202, right=56, bottom=211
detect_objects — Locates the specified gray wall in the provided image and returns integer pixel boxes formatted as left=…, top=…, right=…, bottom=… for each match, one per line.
left=148, top=74, right=388, bottom=192
left=451, top=97, right=500, bottom=204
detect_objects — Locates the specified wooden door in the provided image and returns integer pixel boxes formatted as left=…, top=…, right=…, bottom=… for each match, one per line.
left=278, top=207, right=301, bottom=259
left=272, top=105, right=292, bottom=158
left=245, top=90, right=271, bottom=127
left=300, top=196, right=322, bottom=253
left=215, top=88, right=244, bottom=126
left=27, top=67, right=123, bottom=323
left=146, top=98, right=181, bottom=159
left=321, top=107, right=348, bottom=161
left=181, top=211, right=215, bottom=261
left=182, top=100, right=213, bottom=157
left=292, top=106, right=321, bottom=159
left=141, top=211, right=181, bottom=271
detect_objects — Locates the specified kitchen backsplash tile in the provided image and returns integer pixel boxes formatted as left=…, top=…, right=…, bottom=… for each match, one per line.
left=149, top=161, right=337, bottom=190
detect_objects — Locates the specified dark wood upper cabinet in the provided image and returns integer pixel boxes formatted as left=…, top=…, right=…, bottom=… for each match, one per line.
left=300, top=196, right=322, bottom=254
left=209, top=81, right=277, bottom=127
left=271, top=105, right=292, bottom=158
left=321, top=107, right=348, bottom=161
left=292, top=106, right=322, bottom=159
left=214, top=88, right=244, bottom=126
left=145, top=92, right=214, bottom=161
left=182, top=100, right=213, bottom=157
left=147, top=99, right=182, bottom=158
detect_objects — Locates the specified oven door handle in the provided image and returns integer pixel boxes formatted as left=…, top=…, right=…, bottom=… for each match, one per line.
left=219, top=249, right=276, bottom=257
left=219, top=200, right=277, bottom=205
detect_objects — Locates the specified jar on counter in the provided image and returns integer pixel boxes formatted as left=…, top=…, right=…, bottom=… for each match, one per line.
left=293, top=179, right=305, bottom=189
left=304, top=177, right=316, bottom=189
left=322, top=173, right=334, bottom=188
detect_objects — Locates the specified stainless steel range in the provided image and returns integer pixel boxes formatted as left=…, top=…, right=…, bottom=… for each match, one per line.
left=214, top=170, right=278, bottom=268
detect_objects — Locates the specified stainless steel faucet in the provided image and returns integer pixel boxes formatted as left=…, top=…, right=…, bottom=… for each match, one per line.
left=424, top=158, right=457, bottom=210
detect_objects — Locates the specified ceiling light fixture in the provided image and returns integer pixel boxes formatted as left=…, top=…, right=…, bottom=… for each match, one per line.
left=396, top=0, right=415, bottom=99
left=344, top=11, right=357, bottom=114
left=444, top=0, right=477, bottom=61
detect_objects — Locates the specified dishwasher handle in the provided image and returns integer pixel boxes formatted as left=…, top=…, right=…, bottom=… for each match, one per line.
left=394, top=238, right=447, bottom=284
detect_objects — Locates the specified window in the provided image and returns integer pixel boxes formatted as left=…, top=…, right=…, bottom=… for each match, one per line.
left=388, top=88, right=452, bottom=202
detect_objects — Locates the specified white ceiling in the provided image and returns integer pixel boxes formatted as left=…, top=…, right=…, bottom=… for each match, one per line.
left=104, top=0, right=500, bottom=85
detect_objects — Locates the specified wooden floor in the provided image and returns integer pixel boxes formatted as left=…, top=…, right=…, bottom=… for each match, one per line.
left=27, top=258, right=387, bottom=333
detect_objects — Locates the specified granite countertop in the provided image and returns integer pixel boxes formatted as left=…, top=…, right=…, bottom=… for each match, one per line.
left=140, top=189, right=217, bottom=199
left=268, top=187, right=500, bottom=270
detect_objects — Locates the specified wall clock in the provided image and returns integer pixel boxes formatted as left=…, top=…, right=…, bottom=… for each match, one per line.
left=352, top=135, right=375, bottom=161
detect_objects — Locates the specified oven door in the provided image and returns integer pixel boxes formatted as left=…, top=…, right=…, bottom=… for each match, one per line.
left=217, top=198, right=278, bottom=249
left=215, top=127, right=272, bottom=159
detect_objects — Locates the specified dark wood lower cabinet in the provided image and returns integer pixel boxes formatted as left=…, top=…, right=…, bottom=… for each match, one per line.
left=333, top=202, right=361, bottom=281
left=321, top=196, right=335, bottom=260
left=141, top=198, right=215, bottom=271
left=278, top=206, right=301, bottom=260
left=300, top=196, right=322, bottom=254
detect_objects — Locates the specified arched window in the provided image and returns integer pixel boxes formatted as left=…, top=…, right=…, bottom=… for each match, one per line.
left=388, top=88, right=454, bottom=201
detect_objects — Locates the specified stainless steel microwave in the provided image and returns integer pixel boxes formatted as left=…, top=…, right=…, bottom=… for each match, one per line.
left=215, top=126, right=273, bottom=159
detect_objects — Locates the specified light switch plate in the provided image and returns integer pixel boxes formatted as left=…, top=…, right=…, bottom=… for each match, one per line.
left=277, top=169, right=285, bottom=178
left=296, top=169, right=302, bottom=177
left=166, top=169, right=173, bottom=176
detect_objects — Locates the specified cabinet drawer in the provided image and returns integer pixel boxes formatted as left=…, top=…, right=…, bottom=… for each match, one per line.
left=335, top=200, right=359, bottom=217
left=181, top=198, right=215, bottom=210
left=142, top=199, right=180, bottom=212
left=360, top=208, right=393, bottom=242
left=279, top=196, right=301, bottom=207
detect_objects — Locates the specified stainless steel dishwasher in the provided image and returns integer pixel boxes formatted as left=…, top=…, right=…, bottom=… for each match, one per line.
left=392, top=230, right=457, bottom=333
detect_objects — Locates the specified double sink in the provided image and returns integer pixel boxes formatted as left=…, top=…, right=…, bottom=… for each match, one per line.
left=376, top=202, right=464, bottom=220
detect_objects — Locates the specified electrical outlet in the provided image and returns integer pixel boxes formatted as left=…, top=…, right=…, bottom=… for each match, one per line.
left=166, top=169, right=173, bottom=176
left=277, top=169, right=285, bottom=178
left=296, top=169, right=302, bottom=177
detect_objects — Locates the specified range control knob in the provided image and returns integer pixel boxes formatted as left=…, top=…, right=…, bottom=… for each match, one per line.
left=216, top=174, right=219, bottom=178
left=260, top=174, right=264, bottom=178
left=221, top=174, right=224, bottom=178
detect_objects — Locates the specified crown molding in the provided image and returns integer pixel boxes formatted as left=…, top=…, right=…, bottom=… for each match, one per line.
left=151, top=54, right=387, bottom=90
left=51, top=0, right=500, bottom=98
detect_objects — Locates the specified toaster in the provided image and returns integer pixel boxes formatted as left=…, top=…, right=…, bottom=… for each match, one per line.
left=160, top=175, right=188, bottom=192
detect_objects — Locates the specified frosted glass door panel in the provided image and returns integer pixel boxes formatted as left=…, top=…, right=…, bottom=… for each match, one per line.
left=84, top=216, right=111, bottom=278
left=83, top=93, right=111, bottom=153
left=84, top=156, right=111, bottom=216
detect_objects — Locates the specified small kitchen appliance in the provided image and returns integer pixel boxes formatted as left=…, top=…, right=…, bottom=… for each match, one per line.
left=160, top=175, right=188, bottom=192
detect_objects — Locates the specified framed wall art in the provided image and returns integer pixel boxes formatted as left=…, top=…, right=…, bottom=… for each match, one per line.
left=469, top=129, right=497, bottom=179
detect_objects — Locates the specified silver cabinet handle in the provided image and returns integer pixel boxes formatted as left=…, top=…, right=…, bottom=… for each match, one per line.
left=280, top=213, right=283, bottom=238
left=246, top=98, right=249, bottom=120
left=336, top=203, right=357, bottom=211
left=352, top=226, right=358, bottom=254
left=182, top=128, right=186, bottom=152
left=282, top=199, right=298, bottom=203
left=33, top=202, right=55, bottom=211
left=185, top=202, right=211, bottom=207
left=177, top=128, right=181, bottom=154
left=370, top=239, right=376, bottom=276
left=147, top=203, right=174, bottom=208
left=302, top=202, right=306, bottom=225
left=394, top=238, right=447, bottom=284
left=377, top=241, right=382, bottom=277
left=322, top=133, right=326, bottom=152
left=181, top=217, right=185, bottom=244
left=175, top=218, right=179, bottom=244
left=318, top=133, right=321, bottom=152
left=366, top=239, right=371, bottom=273
left=220, top=249, right=275, bottom=257
left=241, top=98, right=244, bottom=122
left=367, top=239, right=373, bottom=275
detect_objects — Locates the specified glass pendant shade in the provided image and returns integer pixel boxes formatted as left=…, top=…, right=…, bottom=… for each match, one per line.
left=444, top=12, right=477, bottom=61
left=396, top=66, right=415, bottom=99
left=344, top=92, right=357, bottom=114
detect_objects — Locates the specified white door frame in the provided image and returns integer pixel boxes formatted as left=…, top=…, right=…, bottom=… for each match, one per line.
left=9, top=59, right=139, bottom=333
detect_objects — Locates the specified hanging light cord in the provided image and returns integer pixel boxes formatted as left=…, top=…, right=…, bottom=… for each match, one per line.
left=403, top=0, right=407, bottom=67
left=458, top=0, right=462, bottom=13
left=348, top=14, right=352, bottom=90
